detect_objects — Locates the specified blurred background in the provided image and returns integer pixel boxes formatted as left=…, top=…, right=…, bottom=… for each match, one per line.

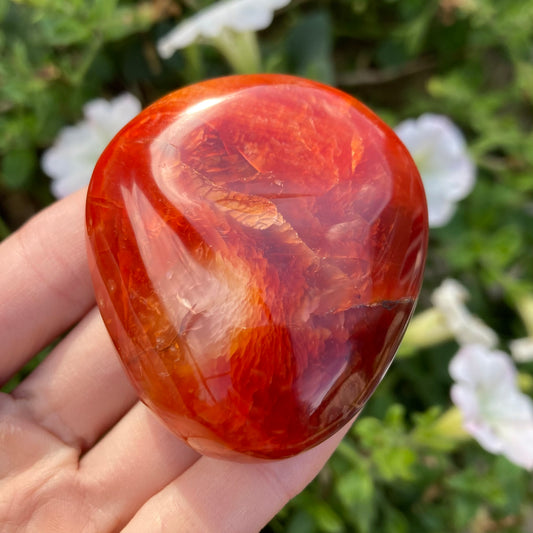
left=1, top=0, right=533, bottom=531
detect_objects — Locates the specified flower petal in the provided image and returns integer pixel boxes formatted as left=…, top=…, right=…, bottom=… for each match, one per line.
left=510, top=337, right=533, bottom=362
left=493, top=421, right=533, bottom=469
left=157, top=0, right=291, bottom=58
left=42, top=93, right=141, bottom=198
left=449, top=344, right=516, bottom=388
left=395, top=114, right=476, bottom=227
left=449, top=344, right=533, bottom=470
left=431, top=279, right=498, bottom=348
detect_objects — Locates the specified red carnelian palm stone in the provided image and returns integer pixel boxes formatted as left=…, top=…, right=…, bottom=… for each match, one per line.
left=86, top=74, right=428, bottom=461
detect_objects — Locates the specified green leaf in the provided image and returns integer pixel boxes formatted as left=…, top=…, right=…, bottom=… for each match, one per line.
left=446, top=467, right=507, bottom=506
left=309, top=502, right=345, bottom=533
left=285, top=10, right=335, bottom=84
left=0, top=214, right=10, bottom=240
left=336, top=467, right=376, bottom=533
left=1, top=147, right=37, bottom=189
left=373, top=445, right=417, bottom=482
left=516, top=60, right=533, bottom=102
left=479, top=224, right=523, bottom=272
left=382, top=504, right=410, bottom=533
left=287, top=510, right=317, bottom=533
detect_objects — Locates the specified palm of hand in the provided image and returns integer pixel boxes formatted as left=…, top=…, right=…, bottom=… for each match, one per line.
left=0, top=190, right=349, bottom=532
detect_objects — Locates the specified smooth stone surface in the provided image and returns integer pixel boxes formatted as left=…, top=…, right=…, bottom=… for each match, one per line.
left=86, top=74, right=428, bottom=460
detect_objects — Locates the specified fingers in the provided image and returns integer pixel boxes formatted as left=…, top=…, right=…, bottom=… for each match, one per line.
left=0, top=392, right=72, bottom=477
left=0, top=189, right=95, bottom=382
left=12, top=308, right=137, bottom=451
left=80, top=402, right=200, bottom=531
left=121, top=423, right=352, bottom=533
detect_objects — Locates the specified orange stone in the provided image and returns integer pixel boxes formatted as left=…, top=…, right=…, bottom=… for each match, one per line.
left=86, top=74, right=428, bottom=460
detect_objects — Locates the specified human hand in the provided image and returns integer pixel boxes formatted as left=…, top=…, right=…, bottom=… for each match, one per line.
left=0, top=189, right=351, bottom=532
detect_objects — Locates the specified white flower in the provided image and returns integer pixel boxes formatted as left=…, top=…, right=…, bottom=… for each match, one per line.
left=510, top=295, right=533, bottom=362
left=431, top=279, right=498, bottom=348
left=510, top=337, right=533, bottom=363
left=395, top=114, right=476, bottom=227
left=157, top=0, right=291, bottom=58
left=400, top=279, right=498, bottom=352
left=42, top=93, right=141, bottom=198
left=450, top=344, right=533, bottom=469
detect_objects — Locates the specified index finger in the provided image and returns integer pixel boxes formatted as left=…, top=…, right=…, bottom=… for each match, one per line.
left=0, top=189, right=95, bottom=381
left=122, top=420, right=354, bottom=533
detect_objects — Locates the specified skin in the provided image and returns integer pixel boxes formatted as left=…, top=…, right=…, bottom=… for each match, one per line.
left=0, top=189, right=352, bottom=532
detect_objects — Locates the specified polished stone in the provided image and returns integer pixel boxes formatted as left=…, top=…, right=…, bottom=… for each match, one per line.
left=86, top=74, right=428, bottom=460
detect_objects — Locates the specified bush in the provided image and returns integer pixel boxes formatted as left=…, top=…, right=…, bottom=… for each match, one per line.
left=2, top=1, right=533, bottom=531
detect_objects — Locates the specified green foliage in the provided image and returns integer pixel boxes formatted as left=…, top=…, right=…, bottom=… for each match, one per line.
left=269, top=405, right=531, bottom=533
left=3, top=0, right=533, bottom=531
left=0, top=0, right=172, bottom=201
left=284, top=10, right=334, bottom=84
